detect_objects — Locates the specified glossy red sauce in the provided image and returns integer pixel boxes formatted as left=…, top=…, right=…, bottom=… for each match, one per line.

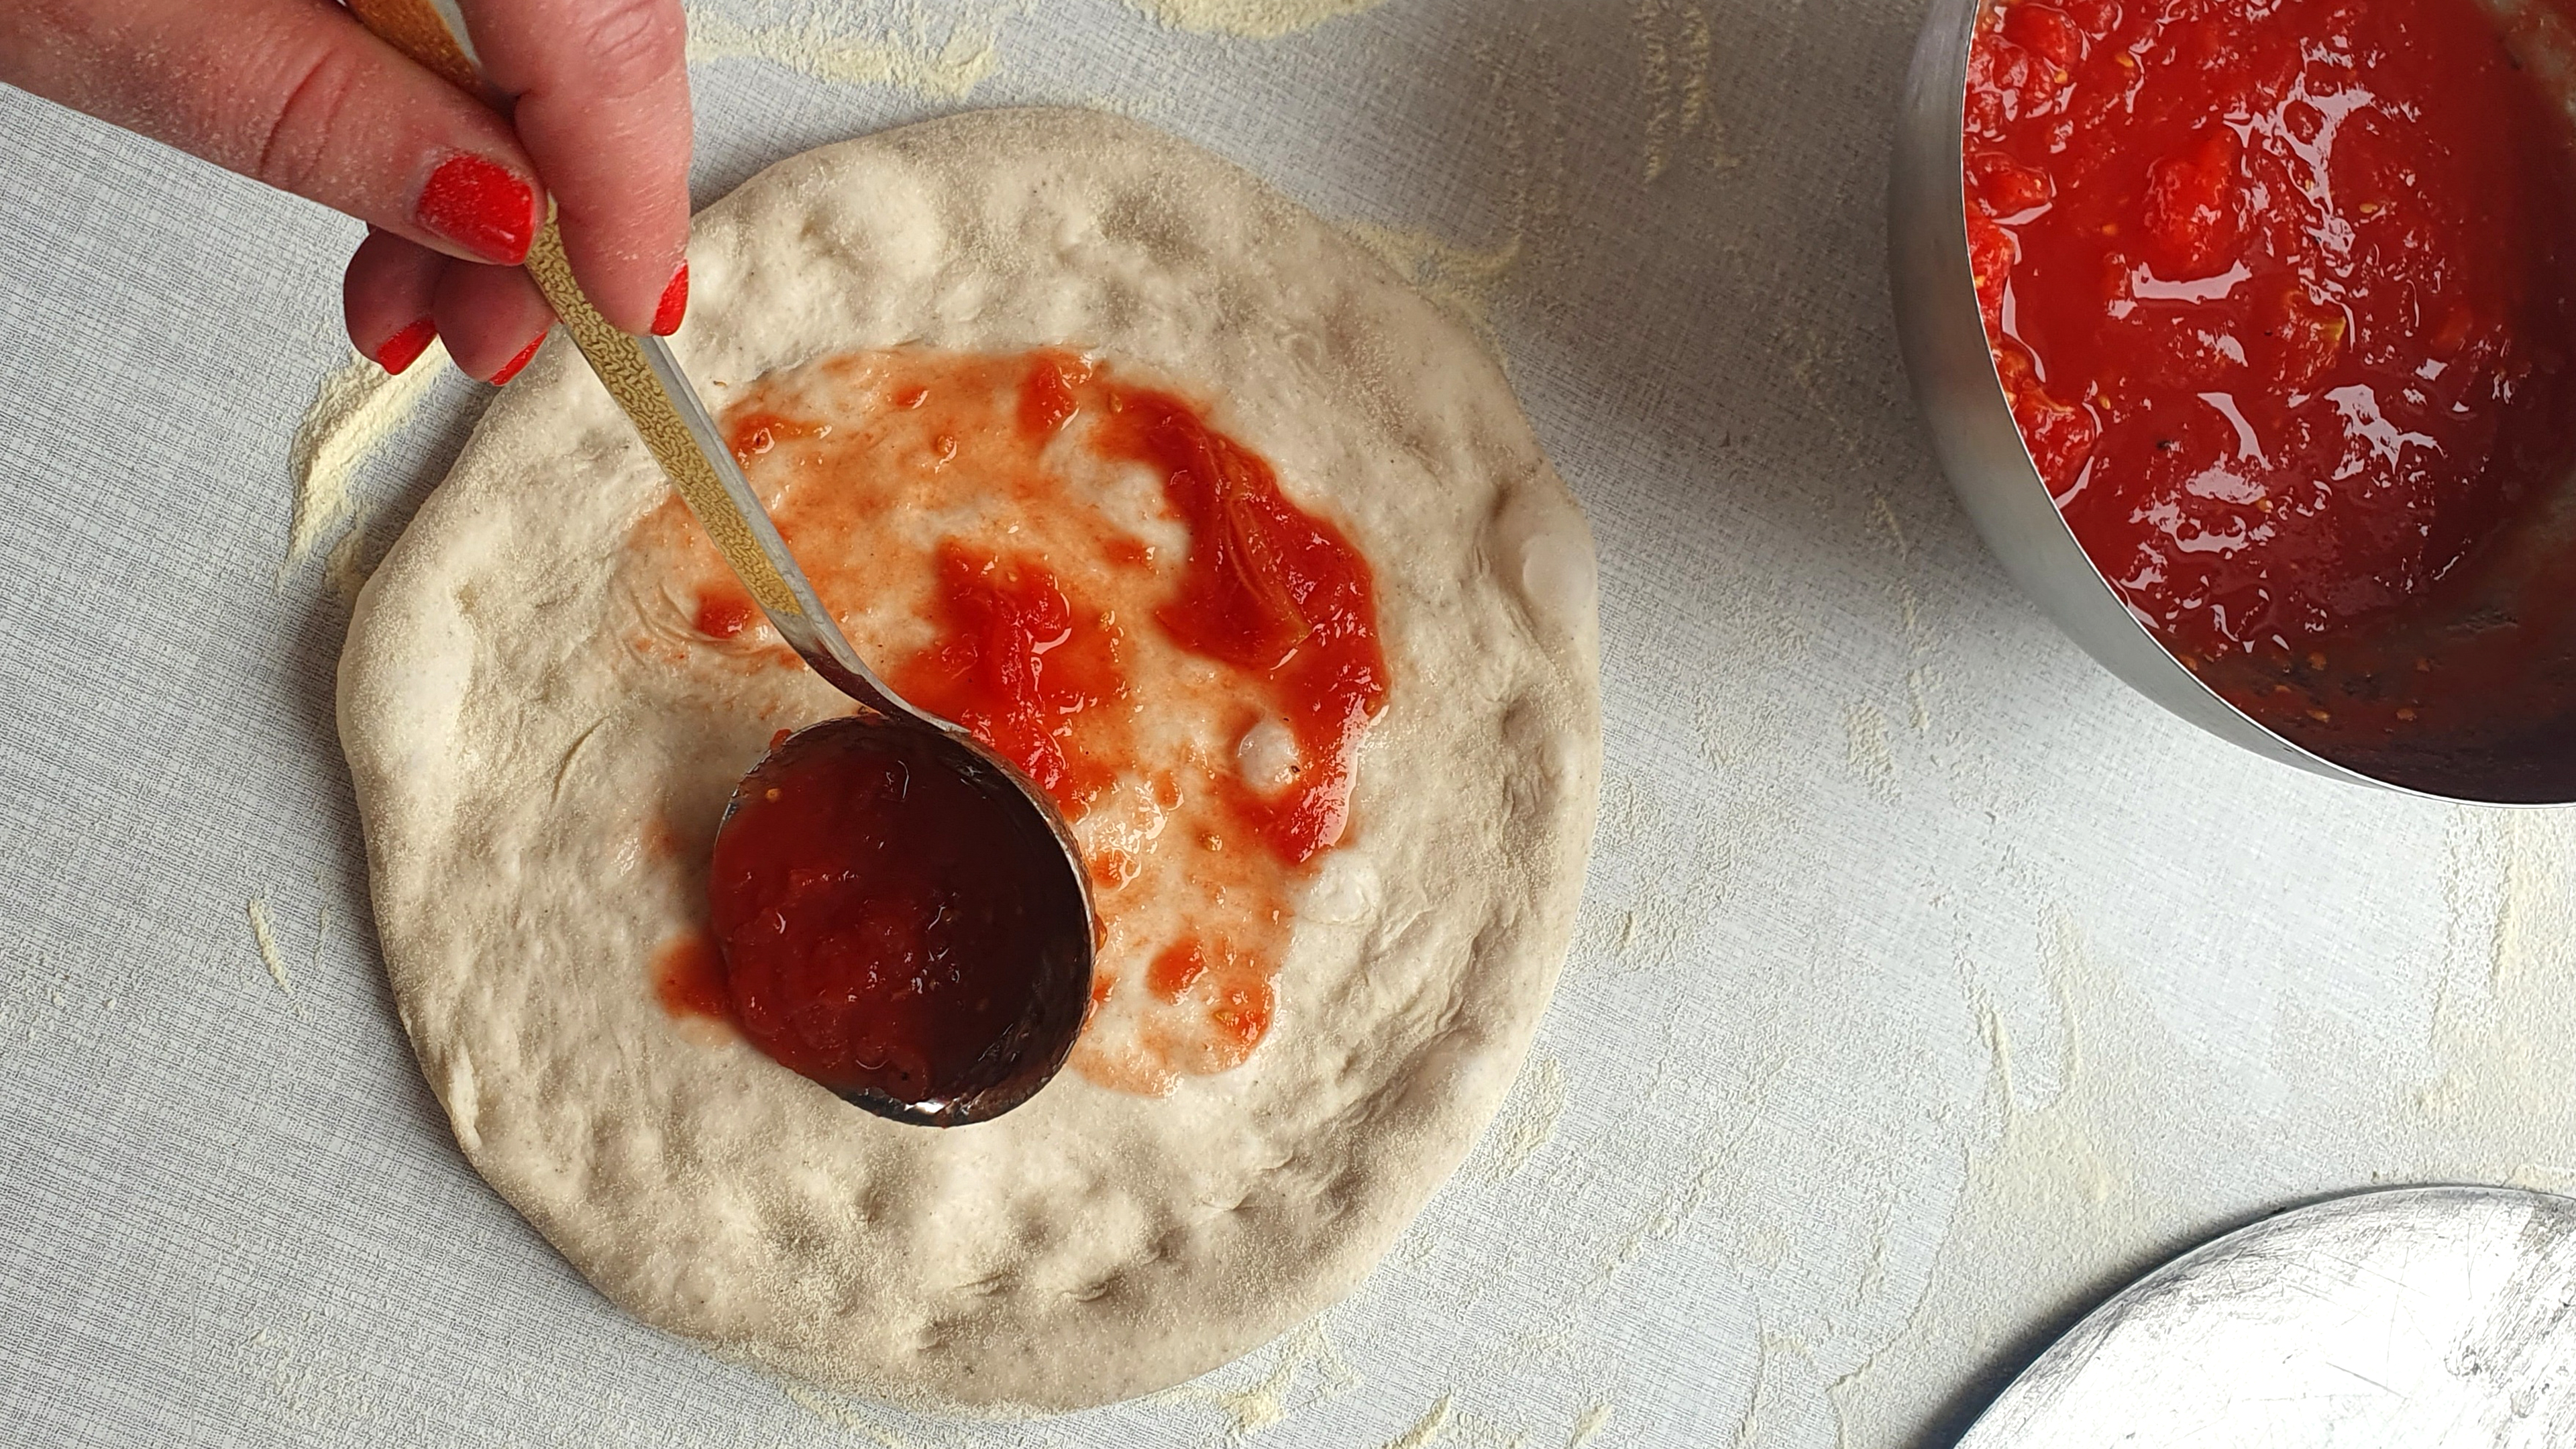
left=704, top=723, right=1077, bottom=1104
left=1093, top=388, right=1390, bottom=863
left=1967, top=0, right=2576, bottom=739
left=692, top=594, right=756, bottom=641
left=890, top=543, right=1128, bottom=814
left=636, top=349, right=1387, bottom=1095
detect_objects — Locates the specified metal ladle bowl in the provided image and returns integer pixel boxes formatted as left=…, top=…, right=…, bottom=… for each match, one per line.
left=1888, top=0, right=2576, bottom=804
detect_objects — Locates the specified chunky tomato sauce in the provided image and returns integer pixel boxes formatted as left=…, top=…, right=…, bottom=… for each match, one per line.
left=1967, top=0, right=2576, bottom=745
left=706, top=722, right=1085, bottom=1106
left=1089, top=381, right=1390, bottom=865
left=637, top=350, right=1389, bottom=1095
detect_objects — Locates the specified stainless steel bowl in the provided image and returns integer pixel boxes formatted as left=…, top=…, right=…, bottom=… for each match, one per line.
left=1887, top=0, right=2576, bottom=804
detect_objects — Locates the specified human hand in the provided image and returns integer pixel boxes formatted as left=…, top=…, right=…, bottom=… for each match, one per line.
left=0, top=0, right=693, bottom=382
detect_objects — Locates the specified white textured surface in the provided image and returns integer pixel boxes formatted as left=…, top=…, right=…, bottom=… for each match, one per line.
left=1, top=1, right=2569, bottom=1445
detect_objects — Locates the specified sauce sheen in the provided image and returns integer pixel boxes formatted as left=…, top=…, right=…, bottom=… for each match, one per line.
left=629, top=348, right=1389, bottom=1095
left=1966, top=0, right=2576, bottom=739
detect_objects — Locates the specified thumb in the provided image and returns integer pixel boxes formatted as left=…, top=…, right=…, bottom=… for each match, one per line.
left=0, top=0, right=547, bottom=266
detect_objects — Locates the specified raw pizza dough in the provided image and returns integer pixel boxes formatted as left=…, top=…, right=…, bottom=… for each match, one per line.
left=338, top=107, right=1600, bottom=1411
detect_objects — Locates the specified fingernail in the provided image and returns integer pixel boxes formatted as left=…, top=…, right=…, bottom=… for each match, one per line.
left=374, top=317, right=437, bottom=375
left=416, top=153, right=537, bottom=265
left=652, top=262, right=690, bottom=336
left=489, top=329, right=547, bottom=386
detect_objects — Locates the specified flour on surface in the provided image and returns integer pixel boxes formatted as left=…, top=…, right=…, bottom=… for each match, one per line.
left=683, top=1, right=1001, bottom=98
left=238, top=1320, right=388, bottom=1430
left=2412, top=809, right=2576, bottom=1193
left=1318, top=14, right=1579, bottom=372
left=284, top=342, right=446, bottom=576
left=1341, top=222, right=1519, bottom=363
left=1600, top=1115, right=1756, bottom=1280
left=1481, top=20, right=1575, bottom=275
left=1124, top=0, right=1389, bottom=39
left=1727, top=1332, right=1787, bottom=1449
left=1380, top=1393, right=1456, bottom=1449
left=0, top=957, right=79, bottom=1049
left=780, top=1383, right=914, bottom=1446
left=1829, top=911, right=2167, bottom=1446
left=1479, top=1055, right=1568, bottom=1181
left=1630, top=0, right=1719, bottom=180
left=1843, top=702, right=1894, bottom=793
left=307, top=904, right=335, bottom=981
left=1589, top=1038, right=1790, bottom=1287
left=246, top=898, right=294, bottom=998
left=325, top=525, right=382, bottom=604
left=1149, top=1320, right=1360, bottom=1436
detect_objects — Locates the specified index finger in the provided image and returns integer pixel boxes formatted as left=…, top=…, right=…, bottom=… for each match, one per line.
left=460, top=0, right=694, bottom=335
left=0, top=0, right=545, bottom=268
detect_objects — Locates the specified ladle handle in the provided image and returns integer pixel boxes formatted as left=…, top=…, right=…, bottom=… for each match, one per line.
left=346, top=0, right=924, bottom=724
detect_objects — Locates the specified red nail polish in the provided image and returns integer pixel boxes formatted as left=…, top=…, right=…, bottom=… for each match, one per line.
left=417, top=154, right=537, bottom=265
left=652, top=262, right=690, bottom=336
left=374, top=317, right=437, bottom=376
left=489, top=330, right=546, bottom=386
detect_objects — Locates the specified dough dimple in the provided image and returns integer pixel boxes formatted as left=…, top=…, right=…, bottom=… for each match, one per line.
left=337, top=107, right=1601, bottom=1412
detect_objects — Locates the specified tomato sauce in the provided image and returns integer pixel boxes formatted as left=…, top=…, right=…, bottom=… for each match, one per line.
left=706, top=722, right=1085, bottom=1107
left=1966, top=0, right=2576, bottom=750
left=892, top=541, right=1130, bottom=814
left=633, top=349, right=1389, bottom=1096
left=651, top=930, right=730, bottom=1022
left=1090, top=383, right=1390, bottom=864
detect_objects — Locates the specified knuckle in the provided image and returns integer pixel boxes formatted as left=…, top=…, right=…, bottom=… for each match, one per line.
left=575, top=0, right=685, bottom=99
left=251, top=43, right=366, bottom=197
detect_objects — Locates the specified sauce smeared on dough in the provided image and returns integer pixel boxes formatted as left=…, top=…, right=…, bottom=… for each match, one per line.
left=1093, top=377, right=1389, bottom=864
left=633, top=348, right=1388, bottom=1094
left=652, top=931, right=729, bottom=1020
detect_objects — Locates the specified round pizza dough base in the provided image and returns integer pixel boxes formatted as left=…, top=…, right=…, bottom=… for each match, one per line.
left=338, top=107, right=1600, bottom=1411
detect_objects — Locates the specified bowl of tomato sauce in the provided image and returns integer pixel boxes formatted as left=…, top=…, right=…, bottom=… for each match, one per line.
left=1892, top=0, right=2576, bottom=802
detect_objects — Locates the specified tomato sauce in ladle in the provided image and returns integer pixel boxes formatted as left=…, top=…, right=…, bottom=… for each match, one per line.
left=670, top=426, right=1092, bottom=1128
left=710, top=720, right=1090, bottom=1119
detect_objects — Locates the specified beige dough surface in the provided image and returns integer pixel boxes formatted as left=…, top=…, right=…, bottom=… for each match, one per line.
left=337, top=107, right=1600, bottom=1411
